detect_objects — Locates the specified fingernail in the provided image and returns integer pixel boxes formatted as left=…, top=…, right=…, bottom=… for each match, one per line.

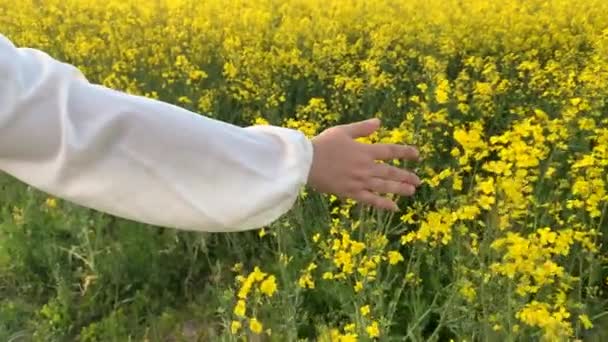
left=408, top=146, right=421, bottom=161
left=407, top=176, right=422, bottom=187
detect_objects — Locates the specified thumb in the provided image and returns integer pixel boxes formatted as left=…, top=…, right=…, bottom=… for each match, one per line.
left=341, top=118, right=381, bottom=138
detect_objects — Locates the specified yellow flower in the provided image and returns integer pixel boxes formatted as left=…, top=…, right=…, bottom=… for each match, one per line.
left=258, top=228, right=267, bottom=238
left=360, top=305, right=370, bottom=317
left=435, top=79, right=450, bottom=104
left=452, top=175, right=463, bottom=191
left=260, top=275, right=277, bottom=297
left=249, top=317, right=263, bottom=334
left=223, top=61, right=238, bottom=78
left=313, top=233, right=321, bottom=242
left=354, top=281, right=363, bottom=293
left=233, top=299, right=246, bottom=317
left=350, top=241, right=366, bottom=255
left=366, top=321, right=380, bottom=338
left=339, top=333, right=359, bottom=342
left=579, top=314, right=593, bottom=329
left=400, top=211, right=416, bottom=224
left=387, top=251, right=404, bottom=265
left=516, top=301, right=573, bottom=339
left=177, top=96, right=192, bottom=104
left=298, top=273, right=315, bottom=289
left=230, top=320, right=241, bottom=334
left=400, top=232, right=416, bottom=245
left=459, top=280, right=477, bottom=303
left=477, top=177, right=495, bottom=194
left=253, top=117, right=269, bottom=126
left=237, top=277, right=254, bottom=299
left=477, top=195, right=495, bottom=210
left=45, top=197, right=58, bottom=209
left=250, top=267, right=267, bottom=282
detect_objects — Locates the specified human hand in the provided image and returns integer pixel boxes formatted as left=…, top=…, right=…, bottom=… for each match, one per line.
left=307, top=118, right=422, bottom=211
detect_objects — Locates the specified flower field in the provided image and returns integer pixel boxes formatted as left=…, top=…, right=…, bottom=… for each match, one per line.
left=1, top=0, right=607, bottom=341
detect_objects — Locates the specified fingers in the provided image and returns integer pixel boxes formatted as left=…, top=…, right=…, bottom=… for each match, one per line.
left=365, top=143, right=420, bottom=162
left=367, top=178, right=416, bottom=196
left=372, top=163, right=421, bottom=186
left=353, top=190, right=399, bottom=211
left=340, top=118, right=381, bottom=138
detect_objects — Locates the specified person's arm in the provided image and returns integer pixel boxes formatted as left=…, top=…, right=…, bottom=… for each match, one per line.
left=0, top=34, right=313, bottom=232
left=0, top=34, right=423, bottom=233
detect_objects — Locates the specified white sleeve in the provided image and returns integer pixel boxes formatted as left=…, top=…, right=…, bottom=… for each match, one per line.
left=0, top=34, right=314, bottom=233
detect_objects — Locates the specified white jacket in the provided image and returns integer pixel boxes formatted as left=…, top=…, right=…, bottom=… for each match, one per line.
left=0, top=34, right=314, bottom=232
